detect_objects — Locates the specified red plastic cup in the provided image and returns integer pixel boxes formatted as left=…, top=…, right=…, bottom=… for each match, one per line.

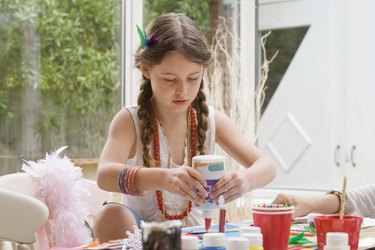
left=314, top=215, right=363, bottom=250
left=252, top=205, right=294, bottom=250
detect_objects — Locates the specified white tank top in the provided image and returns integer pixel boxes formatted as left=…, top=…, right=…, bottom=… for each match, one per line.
left=121, top=105, right=216, bottom=226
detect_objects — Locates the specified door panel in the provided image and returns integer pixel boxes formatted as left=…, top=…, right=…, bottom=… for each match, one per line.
left=258, top=0, right=346, bottom=190
left=345, top=1, right=375, bottom=189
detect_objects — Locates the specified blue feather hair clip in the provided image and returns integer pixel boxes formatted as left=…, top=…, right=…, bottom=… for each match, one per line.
left=136, top=25, right=156, bottom=48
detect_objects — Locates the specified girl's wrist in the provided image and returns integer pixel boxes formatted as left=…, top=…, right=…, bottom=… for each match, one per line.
left=135, top=167, right=168, bottom=192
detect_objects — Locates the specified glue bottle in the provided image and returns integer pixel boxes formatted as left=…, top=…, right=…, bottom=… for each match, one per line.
left=323, top=232, right=350, bottom=250
left=192, top=155, right=225, bottom=232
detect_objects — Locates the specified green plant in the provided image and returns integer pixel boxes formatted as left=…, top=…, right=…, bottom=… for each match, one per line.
left=144, top=0, right=209, bottom=33
left=0, top=0, right=121, bottom=157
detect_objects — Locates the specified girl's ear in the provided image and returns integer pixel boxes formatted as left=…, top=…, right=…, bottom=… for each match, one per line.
left=140, top=64, right=150, bottom=79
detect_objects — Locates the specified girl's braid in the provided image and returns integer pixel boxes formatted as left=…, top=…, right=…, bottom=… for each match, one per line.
left=192, top=80, right=209, bottom=155
left=137, top=78, right=157, bottom=167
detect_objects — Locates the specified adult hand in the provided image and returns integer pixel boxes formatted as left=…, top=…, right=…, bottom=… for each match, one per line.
left=272, top=193, right=312, bottom=218
left=162, top=166, right=208, bottom=203
left=209, top=171, right=250, bottom=204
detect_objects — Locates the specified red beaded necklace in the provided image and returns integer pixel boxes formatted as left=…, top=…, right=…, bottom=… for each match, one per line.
left=152, top=106, right=197, bottom=220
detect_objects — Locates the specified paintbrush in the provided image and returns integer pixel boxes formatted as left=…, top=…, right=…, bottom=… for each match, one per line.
left=339, top=176, right=347, bottom=219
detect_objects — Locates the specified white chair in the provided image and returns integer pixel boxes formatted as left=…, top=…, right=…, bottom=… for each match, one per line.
left=0, top=172, right=112, bottom=249
left=0, top=189, right=49, bottom=250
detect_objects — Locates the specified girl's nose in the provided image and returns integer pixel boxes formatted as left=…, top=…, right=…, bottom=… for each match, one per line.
left=175, top=81, right=188, bottom=95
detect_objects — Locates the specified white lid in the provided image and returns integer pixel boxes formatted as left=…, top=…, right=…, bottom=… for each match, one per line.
left=192, top=155, right=225, bottom=162
left=241, top=233, right=263, bottom=246
left=326, top=232, right=349, bottom=246
left=203, top=232, right=225, bottom=247
left=181, top=235, right=199, bottom=250
left=239, top=226, right=261, bottom=234
left=226, top=237, right=249, bottom=249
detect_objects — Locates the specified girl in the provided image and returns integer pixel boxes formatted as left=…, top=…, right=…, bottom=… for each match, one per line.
left=93, top=12, right=276, bottom=242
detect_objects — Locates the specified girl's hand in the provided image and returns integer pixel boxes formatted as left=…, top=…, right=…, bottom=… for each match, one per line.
left=162, top=166, right=208, bottom=203
left=209, top=171, right=250, bottom=204
left=272, top=193, right=311, bottom=218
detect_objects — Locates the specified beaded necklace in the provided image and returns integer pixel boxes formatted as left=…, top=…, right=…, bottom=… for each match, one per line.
left=152, top=106, right=197, bottom=220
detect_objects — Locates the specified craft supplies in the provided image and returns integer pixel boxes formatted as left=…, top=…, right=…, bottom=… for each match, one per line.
left=241, top=233, right=263, bottom=250
left=192, top=155, right=225, bottom=231
left=226, top=237, right=249, bottom=250
left=252, top=204, right=294, bottom=250
left=339, top=176, right=347, bottom=220
left=218, top=195, right=226, bottom=233
left=252, top=203, right=290, bottom=208
left=142, top=220, right=182, bottom=250
left=181, top=235, right=199, bottom=250
left=200, top=232, right=226, bottom=250
left=323, top=232, right=350, bottom=250
left=314, top=215, right=362, bottom=250
left=307, top=213, right=321, bottom=228
left=239, top=226, right=261, bottom=235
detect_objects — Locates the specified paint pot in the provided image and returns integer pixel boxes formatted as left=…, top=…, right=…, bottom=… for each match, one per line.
left=323, top=232, right=350, bottom=250
left=181, top=235, right=199, bottom=250
left=226, top=237, right=250, bottom=250
left=201, top=232, right=226, bottom=250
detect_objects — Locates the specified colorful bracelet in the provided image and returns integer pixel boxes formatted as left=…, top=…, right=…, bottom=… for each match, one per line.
left=118, top=165, right=145, bottom=196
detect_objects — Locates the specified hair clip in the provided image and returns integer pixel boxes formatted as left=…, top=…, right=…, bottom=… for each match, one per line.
left=136, top=25, right=156, bottom=48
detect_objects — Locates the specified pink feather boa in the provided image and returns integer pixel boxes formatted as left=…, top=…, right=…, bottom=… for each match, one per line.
left=22, top=146, right=92, bottom=247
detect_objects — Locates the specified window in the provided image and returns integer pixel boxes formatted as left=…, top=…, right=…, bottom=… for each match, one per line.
left=259, top=27, right=309, bottom=114
left=0, top=0, right=122, bottom=174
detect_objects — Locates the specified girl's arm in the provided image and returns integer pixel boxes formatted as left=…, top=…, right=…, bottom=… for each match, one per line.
left=210, top=110, right=276, bottom=203
left=272, top=193, right=340, bottom=218
left=96, top=109, right=207, bottom=202
left=96, top=108, right=139, bottom=192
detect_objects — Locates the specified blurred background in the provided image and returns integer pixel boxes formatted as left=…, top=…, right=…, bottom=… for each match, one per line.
left=1, top=0, right=374, bottom=207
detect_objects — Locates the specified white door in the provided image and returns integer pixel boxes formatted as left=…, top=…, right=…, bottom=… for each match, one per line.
left=345, top=1, right=375, bottom=189
left=257, top=0, right=347, bottom=190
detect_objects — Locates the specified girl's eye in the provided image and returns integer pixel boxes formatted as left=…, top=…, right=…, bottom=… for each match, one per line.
left=188, top=78, right=199, bottom=82
left=165, top=79, right=176, bottom=82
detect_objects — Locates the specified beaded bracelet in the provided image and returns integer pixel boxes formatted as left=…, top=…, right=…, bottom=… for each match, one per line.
left=118, top=165, right=144, bottom=196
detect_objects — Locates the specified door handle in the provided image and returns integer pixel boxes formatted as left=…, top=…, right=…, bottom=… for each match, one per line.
left=350, top=145, right=357, bottom=167
left=334, top=145, right=340, bottom=167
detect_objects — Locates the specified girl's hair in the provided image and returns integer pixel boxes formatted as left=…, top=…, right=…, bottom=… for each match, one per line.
left=135, top=13, right=213, bottom=167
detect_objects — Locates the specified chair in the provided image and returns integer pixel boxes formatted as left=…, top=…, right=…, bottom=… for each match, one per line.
left=0, top=172, right=112, bottom=249
left=0, top=189, right=49, bottom=250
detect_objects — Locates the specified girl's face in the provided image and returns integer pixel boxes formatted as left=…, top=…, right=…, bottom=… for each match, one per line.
left=142, top=51, right=203, bottom=113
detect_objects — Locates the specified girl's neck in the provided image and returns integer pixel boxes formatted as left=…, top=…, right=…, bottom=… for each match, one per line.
left=153, top=106, right=188, bottom=127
